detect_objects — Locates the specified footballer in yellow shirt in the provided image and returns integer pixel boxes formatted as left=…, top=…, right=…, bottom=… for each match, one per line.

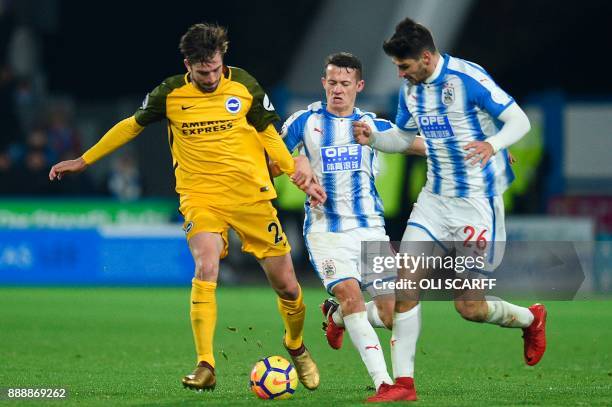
left=49, top=22, right=322, bottom=393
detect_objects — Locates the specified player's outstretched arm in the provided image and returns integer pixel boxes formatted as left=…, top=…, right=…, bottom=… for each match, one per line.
left=464, top=103, right=530, bottom=167
left=267, top=154, right=326, bottom=205
left=404, top=136, right=426, bottom=156
left=257, top=124, right=295, bottom=173
left=267, top=157, right=283, bottom=178
left=291, top=155, right=314, bottom=188
left=259, top=124, right=316, bottom=188
left=353, top=121, right=417, bottom=153
left=266, top=153, right=314, bottom=190
left=49, top=157, right=88, bottom=181
left=49, top=116, right=145, bottom=181
left=353, top=121, right=373, bottom=145
left=305, top=181, right=326, bottom=207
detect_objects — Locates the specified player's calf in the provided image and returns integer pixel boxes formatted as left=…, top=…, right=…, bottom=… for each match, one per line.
left=371, top=294, right=395, bottom=329
left=454, top=300, right=488, bottom=322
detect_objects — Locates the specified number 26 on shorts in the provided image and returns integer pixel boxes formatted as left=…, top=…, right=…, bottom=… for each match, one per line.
left=462, top=225, right=487, bottom=250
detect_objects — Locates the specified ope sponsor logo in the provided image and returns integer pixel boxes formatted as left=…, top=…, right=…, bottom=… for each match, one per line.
left=418, top=115, right=446, bottom=126
left=321, top=144, right=362, bottom=173
left=323, top=144, right=360, bottom=158
left=417, top=115, right=455, bottom=139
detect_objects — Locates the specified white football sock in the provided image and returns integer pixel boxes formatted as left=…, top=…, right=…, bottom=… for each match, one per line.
left=391, top=304, right=421, bottom=379
left=333, top=301, right=387, bottom=329
left=485, top=296, right=534, bottom=328
left=365, top=301, right=387, bottom=328
left=343, top=311, right=392, bottom=389
left=331, top=303, right=345, bottom=328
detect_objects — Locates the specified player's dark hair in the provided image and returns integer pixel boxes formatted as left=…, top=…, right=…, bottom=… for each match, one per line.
left=324, top=52, right=363, bottom=80
left=179, top=23, right=229, bottom=64
left=382, top=17, right=436, bottom=60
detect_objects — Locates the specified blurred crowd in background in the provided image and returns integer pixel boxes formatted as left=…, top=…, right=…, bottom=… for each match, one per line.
left=0, top=1, right=142, bottom=199
left=2, top=0, right=611, bottom=214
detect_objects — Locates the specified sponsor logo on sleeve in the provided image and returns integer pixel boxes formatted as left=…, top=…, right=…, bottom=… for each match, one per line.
left=263, top=94, right=275, bottom=111
left=141, top=93, right=150, bottom=109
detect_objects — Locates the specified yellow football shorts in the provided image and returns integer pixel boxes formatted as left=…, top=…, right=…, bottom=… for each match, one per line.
left=179, top=199, right=291, bottom=259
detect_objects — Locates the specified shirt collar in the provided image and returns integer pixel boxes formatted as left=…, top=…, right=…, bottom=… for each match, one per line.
left=322, top=103, right=360, bottom=119
left=424, top=53, right=446, bottom=84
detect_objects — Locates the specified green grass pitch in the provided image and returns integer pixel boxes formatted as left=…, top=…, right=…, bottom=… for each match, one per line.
left=1, top=287, right=611, bottom=406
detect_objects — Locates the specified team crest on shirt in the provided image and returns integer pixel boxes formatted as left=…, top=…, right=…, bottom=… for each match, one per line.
left=225, top=97, right=241, bottom=114
left=322, top=259, right=336, bottom=277
left=441, top=83, right=455, bottom=106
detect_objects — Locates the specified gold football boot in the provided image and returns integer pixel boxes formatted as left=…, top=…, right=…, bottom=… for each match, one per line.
left=181, top=361, right=216, bottom=391
left=284, top=341, right=320, bottom=390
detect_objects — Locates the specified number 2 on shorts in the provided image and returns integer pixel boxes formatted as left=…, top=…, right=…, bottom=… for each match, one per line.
left=267, top=222, right=283, bottom=244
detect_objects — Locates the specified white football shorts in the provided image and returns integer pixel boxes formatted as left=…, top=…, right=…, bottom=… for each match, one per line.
left=305, top=226, right=396, bottom=297
left=400, top=189, right=506, bottom=273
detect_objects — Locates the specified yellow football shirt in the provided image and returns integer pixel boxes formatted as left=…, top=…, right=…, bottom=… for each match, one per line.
left=136, top=66, right=291, bottom=205
left=82, top=66, right=294, bottom=205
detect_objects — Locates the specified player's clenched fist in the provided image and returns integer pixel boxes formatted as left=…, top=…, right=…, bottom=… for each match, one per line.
left=49, top=157, right=88, bottom=181
left=463, top=141, right=494, bottom=168
left=305, top=182, right=327, bottom=207
left=352, top=121, right=372, bottom=146
left=291, top=155, right=314, bottom=188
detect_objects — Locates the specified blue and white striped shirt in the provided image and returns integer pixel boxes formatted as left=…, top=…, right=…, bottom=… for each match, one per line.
left=397, top=53, right=515, bottom=198
left=281, top=102, right=391, bottom=234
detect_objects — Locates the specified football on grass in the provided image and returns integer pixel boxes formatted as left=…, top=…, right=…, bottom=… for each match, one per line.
left=250, top=355, right=298, bottom=399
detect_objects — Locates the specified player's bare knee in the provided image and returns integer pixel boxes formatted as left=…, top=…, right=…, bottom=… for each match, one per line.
left=274, top=281, right=299, bottom=300
left=455, top=301, right=486, bottom=322
left=333, top=280, right=364, bottom=315
left=338, top=295, right=364, bottom=315
left=194, top=258, right=219, bottom=281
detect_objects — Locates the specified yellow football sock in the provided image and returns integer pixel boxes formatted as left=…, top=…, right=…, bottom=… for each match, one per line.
left=190, top=278, right=217, bottom=367
left=277, top=284, right=305, bottom=350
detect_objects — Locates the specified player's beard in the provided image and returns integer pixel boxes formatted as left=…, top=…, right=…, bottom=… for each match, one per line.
left=196, top=80, right=219, bottom=93
left=406, top=64, right=429, bottom=85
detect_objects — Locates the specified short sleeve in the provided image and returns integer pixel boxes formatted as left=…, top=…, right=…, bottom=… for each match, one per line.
left=372, top=118, right=394, bottom=132
left=280, top=110, right=309, bottom=152
left=468, top=75, right=515, bottom=118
